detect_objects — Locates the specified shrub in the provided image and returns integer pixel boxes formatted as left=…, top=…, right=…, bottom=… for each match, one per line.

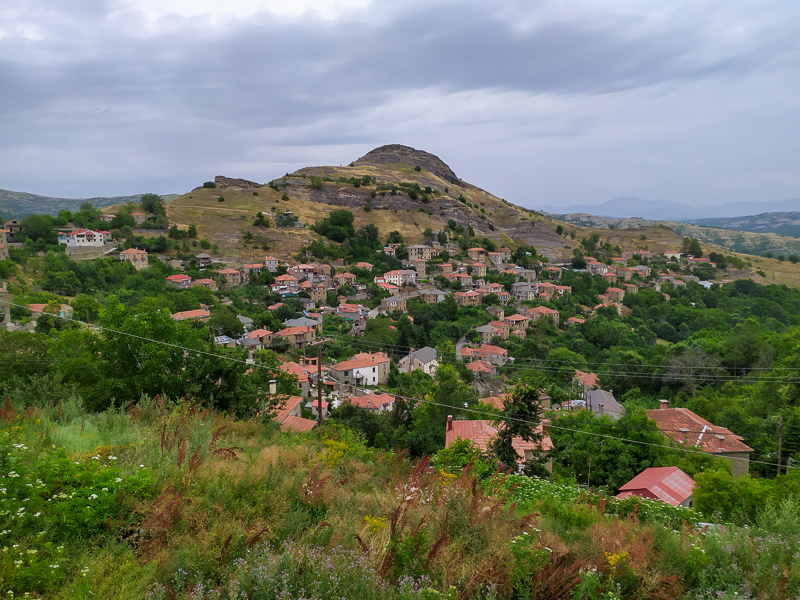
left=218, top=196, right=225, bottom=202
left=202, top=181, right=216, bottom=189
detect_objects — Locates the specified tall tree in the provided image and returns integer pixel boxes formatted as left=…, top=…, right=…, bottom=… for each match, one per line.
left=491, top=380, right=544, bottom=471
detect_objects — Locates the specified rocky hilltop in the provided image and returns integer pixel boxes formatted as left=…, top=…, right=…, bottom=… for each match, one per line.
left=353, top=144, right=461, bottom=184
left=165, top=144, right=703, bottom=267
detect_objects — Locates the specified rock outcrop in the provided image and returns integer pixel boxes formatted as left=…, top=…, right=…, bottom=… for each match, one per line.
left=353, top=144, right=460, bottom=184
left=214, top=176, right=262, bottom=190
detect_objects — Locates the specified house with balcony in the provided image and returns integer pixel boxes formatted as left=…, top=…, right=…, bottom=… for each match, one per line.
left=120, top=248, right=149, bottom=270
left=407, top=244, right=435, bottom=261
left=329, top=352, right=391, bottom=386
left=274, top=325, right=316, bottom=349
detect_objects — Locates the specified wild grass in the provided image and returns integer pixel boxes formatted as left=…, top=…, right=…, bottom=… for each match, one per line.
left=2, top=396, right=800, bottom=599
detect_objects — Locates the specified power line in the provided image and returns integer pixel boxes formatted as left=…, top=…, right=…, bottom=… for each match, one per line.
left=4, top=302, right=797, bottom=468
left=4, top=300, right=282, bottom=376
left=385, top=391, right=796, bottom=471
left=320, top=333, right=800, bottom=383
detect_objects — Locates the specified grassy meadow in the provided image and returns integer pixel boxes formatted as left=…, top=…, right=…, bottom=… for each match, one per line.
left=2, top=396, right=800, bottom=599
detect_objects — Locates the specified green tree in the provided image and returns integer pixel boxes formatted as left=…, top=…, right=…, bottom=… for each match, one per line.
left=491, top=380, right=545, bottom=471
left=140, top=193, right=166, bottom=216
left=208, top=308, right=246, bottom=338
left=21, top=214, right=57, bottom=244
left=413, top=364, right=476, bottom=434
left=550, top=408, right=667, bottom=491
left=71, top=294, right=102, bottom=323
left=433, top=438, right=496, bottom=479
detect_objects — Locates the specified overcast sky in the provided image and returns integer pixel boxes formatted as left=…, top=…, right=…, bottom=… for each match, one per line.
left=1, top=0, right=798, bottom=210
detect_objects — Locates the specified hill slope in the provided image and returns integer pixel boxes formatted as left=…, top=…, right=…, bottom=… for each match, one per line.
left=689, top=211, right=800, bottom=238
left=0, top=189, right=179, bottom=219
left=537, top=197, right=800, bottom=220
left=546, top=212, right=800, bottom=258
left=166, top=145, right=691, bottom=264
left=131, top=144, right=800, bottom=286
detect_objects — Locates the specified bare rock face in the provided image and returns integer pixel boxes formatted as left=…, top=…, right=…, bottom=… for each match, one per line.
left=353, top=144, right=460, bottom=184
left=214, top=176, right=262, bottom=190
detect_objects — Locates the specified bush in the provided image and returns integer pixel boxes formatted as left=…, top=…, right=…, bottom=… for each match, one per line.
left=218, top=196, right=225, bottom=202
left=202, top=181, right=216, bottom=189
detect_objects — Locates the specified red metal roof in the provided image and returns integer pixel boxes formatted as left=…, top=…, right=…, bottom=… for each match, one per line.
left=617, top=466, right=695, bottom=506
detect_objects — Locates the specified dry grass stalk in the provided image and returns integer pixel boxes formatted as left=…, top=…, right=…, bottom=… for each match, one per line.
left=138, top=488, right=191, bottom=559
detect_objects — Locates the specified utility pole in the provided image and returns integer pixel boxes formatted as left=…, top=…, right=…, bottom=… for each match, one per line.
left=777, top=416, right=784, bottom=476
left=317, top=343, right=323, bottom=433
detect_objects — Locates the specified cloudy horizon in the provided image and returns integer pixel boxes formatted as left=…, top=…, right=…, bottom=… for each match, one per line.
left=1, top=0, right=798, bottom=210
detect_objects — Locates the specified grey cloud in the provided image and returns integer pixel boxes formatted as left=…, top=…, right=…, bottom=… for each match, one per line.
left=0, top=0, right=798, bottom=201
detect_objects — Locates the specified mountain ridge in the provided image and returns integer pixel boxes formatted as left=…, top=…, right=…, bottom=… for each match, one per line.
left=537, top=196, right=800, bottom=221
left=0, top=189, right=179, bottom=220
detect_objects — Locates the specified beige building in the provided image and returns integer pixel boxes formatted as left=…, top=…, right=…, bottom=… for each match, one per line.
left=219, top=268, right=243, bottom=286
left=275, top=325, right=317, bottom=349
left=454, top=290, right=482, bottom=307
left=397, top=346, right=439, bottom=376
left=407, top=245, right=435, bottom=261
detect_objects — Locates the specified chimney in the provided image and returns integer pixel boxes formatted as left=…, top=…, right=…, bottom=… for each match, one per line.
left=599, top=402, right=604, bottom=415
left=542, top=419, right=549, bottom=435
left=269, top=379, right=277, bottom=395
left=660, top=399, right=669, bottom=410
left=447, top=415, right=453, bottom=431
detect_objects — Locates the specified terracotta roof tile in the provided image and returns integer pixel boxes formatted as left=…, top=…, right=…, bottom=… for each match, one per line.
left=646, top=408, right=753, bottom=454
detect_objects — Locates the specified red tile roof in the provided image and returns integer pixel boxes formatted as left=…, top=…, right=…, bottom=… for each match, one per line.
left=280, top=361, right=309, bottom=383
left=345, top=393, right=395, bottom=410
left=616, top=466, right=695, bottom=506
left=466, top=360, right=494, bottom=373
left=646, top=408, right=753, bottom=454
left=247, top=328, right=273, bottom=338
left=446, top=419, right=552, bottom=459
left=276, top=326, right=314, bottom=337
left=280, top=415, right=317, bottom=432
left=479, top=393, right=509, bottom=410
left=270, top=395, right=317, bottom=432
left=332, top=352, right=390, bottom=371
left=505, top=314, right=528, bottom=322
left=171, top=309, right=210, bottom=320
left=574, top=370, right=599, bottom=388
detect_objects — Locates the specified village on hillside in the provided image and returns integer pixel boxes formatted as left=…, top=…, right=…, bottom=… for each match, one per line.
left=0, top=210, right=769, bottom=510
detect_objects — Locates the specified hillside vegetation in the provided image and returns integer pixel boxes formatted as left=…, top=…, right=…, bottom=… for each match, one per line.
left=547, top=212, right=800, bottom=259
left=4, top=398, right=800, bottom=599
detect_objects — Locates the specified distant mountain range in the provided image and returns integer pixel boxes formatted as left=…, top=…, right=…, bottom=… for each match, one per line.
left=536, top=197, right=800, bottom=221
left=689, top=212, right=800, bottom=238
left=0, top=189, right=179, bottom=220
